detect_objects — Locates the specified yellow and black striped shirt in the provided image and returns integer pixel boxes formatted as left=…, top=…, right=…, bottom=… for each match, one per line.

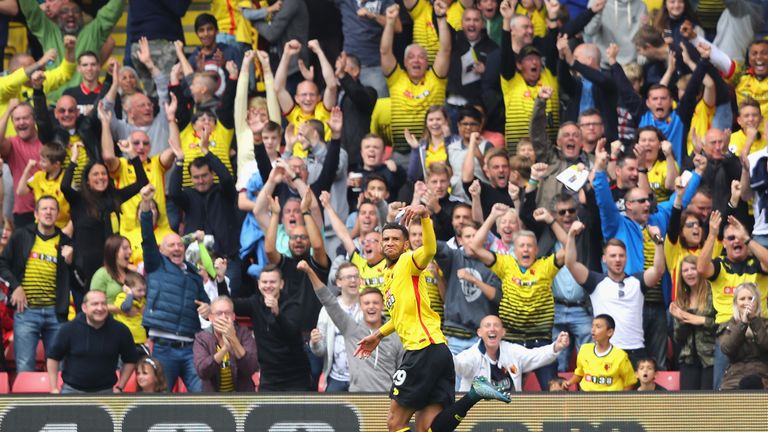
left=408, top=0, right=439, bottom=63
left=490, top=253, right=560, bottom=341
left=66, top=134, right=90, bottom=187
left=387, top=66, right=447, bottom=154
left=217, top=344, right=235, bottom=392
left=21, top=233, right=60, bottom=308
left=501, top=70, right=559, bottom=154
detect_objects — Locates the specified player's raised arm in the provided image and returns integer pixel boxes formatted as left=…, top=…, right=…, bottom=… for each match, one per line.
left=404, top=205, right=436, bottom=269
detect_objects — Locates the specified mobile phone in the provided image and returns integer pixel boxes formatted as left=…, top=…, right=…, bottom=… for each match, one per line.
left=394, top=208, right=406, bottom=225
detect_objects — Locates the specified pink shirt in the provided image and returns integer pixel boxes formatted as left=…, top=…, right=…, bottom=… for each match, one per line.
left=3, top=136, right=41, bottom=214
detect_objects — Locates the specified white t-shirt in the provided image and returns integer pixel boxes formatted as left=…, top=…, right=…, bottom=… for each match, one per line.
left=582, top=271, right=647, bottom=350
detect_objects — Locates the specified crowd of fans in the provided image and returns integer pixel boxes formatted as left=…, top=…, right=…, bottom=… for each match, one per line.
left=0, top=0, right=767, bottom=394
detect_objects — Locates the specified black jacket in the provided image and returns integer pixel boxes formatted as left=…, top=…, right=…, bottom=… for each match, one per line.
left=169, top=152, right=239, bottom=257
left=558, top=59, right=619, bottom=143
left=0, top=225, right=71, bottom=322
left=339, top=75, right=377, bottom=168
left=447, top=30, right=498, bottom=106
left=33, top=88, right=102, bottom=164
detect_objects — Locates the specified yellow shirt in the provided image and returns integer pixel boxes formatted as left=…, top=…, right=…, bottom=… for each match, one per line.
left=379, top=218, right=445, bottom=350
left=736, top=74, right=768, bottom=123
left=408, top=0, right=439, bottom=63
left=490, top=253, right=560, bottom=341
left=285, top=104, right=332, bottom=158
left=371, top=98, right=393, bottom=146
left=21, top=233, right=60, bottom=308
left=424, top=142, right=448, bottom=169
left=422, top=266, right=443, bottom=323
left=351, top=251, right=387, bottom=293
left=729, top=129, right=767, bottom=156
left=124, top=223, right=176, bottom=265
left=647, top=159, right=678, bottom=203
left=446, top=0, right=464, bottom=31
left=515, top=4, right=546, bottom=37
left=387, top=66, right=447, bottom=153
left=1, top=59, right=76, bottom=137
left=643, top=0, right=663, bottom=13
left=211, top=0, right=256, bottom=45
left=113, top=292, right=147, bottom=344
left=686, top=100, right=715, bottom=157
left=501, top=70, right=559, bottom=154
left=179, top=121, right=235, bottom=187
left=217, top=344, right=235, bottom=392
left=111, top=155, right=170, bottom=237
left=709, top=257, right=768, bottom=324
left=664, top=240, right=722, bottom=303
left=66, top=134, right=90, bottom=187
left=27, top=170, right=70, bottom=228
left=575, top=343, right=637, bottom=391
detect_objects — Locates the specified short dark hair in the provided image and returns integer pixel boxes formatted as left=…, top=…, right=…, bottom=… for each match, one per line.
left=633, top=25, right=665, bottom=48
left=458, top=105, right=483, bottom=124
left=364, top=174, right=388, bottom=190
left=647, top=83, right=671, bottom=97
left=381, top=222, right=409, bottom=239
left=594, top=314, right=616, bottom=331
left=194, top=13, right=218, bottom=32
left=577, top=108, right=602, bottom=122
left=124, top=270, right=145, bottom=288
left=603, top=238, right=626, bottom=252
left=636, top=357, right=657, bottom=372
left=188, top=156, right=211, bottom=174
left=35, top=195, right=59, bottom=212
left=452, top=202, right=472, bottom=217
left=77, top=51, right=99, bottom=64
left=40, top=142, right=67, bottom=164
left=616, top=153, right=637, bottom=168
left=263, top=120, right=282, bottom=135
left=261, top=263, right=283, bottom=279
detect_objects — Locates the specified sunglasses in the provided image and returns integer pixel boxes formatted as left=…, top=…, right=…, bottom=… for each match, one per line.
left=684, top=221, right=701, bottom=228
left=289, top=234, right=309, bottom=241
left=557, top=208, right=577, bottom=216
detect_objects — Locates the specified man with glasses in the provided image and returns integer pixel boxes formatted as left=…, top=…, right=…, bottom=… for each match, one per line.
left=529, top=87, right=592, bottom=208
left=594, top=145, right=704, bottom=371
left=193, top=296, right=259, bottom=392
left=565, top=221, right=666, bottom=367
left=447, top=106, right=493, bottom=203
left=577, top=109, right=604, bottom=154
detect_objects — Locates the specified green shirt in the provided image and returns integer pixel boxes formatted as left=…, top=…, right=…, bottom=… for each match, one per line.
left=19, top=0, right=125, bottom=102
left=90, top=266, right=124, bottom=305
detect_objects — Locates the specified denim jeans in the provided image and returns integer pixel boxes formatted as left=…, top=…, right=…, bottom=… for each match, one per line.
left=359, top=65, right=388, bottom=98
left=552, top=303, right=592, bottom=372
left=446, top=335, right=480, bottom=356
left=643, top=302, right=668, bottom=370
left=14, top=306, right=61, bottom=372
left=713, top=337, right=730, bottom=390
left=324, top=375, right=350, bottom=392
left=151, top=343, right=202, bottom=393
left=514, top=338, right=557, bottom=391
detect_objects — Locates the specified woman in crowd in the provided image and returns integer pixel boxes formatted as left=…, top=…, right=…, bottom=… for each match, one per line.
left=61, top=143, right=148, bottom=293
left=718, top=282, right=768, bottom=390
left=669, top=255, right=716, bottom=390
left=635, top=126, right=678, bottom=203
left=90, top=235, right=135, bottom=313
left=407, top=106, right=456, bottom=182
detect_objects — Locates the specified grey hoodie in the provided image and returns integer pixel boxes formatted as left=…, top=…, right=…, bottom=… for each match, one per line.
left=584, top=0, right=648, bottom=67
left=315, top=285, right=403, bottom=392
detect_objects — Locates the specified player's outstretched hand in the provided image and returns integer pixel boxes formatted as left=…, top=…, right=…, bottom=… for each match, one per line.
left=354, top=333, right=381, bottom=359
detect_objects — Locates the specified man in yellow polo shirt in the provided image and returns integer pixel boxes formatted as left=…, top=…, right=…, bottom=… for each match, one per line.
left=736, top=40, right=768, bottom=118
left=380, top=2, right=451, bottom=163
left=274, top=39, right=338, bottom=158
left=356, top=205, right=509, bottom=432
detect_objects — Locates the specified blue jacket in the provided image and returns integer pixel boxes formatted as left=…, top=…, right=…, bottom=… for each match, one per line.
left=594, top=170, right=701, bottom=274
left=140, top=211, right=209, bottom=337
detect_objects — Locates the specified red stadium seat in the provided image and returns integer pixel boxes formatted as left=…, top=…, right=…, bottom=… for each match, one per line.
left=172, top=378, right=188, bottom=393
left=0, top=372, right=9, bottom=394
left=522, top=373, right=541, bottom=391
left=655, top=371, right=680, bottom=391
left=252, top=371, right=260, bottom=391
left=117, top=370, right=138, bottom=393
left=4, top=338, right=45, bottom=371
left=235, top=316, right=253, bottom=329
left=12, top=371, right=62, bottom=393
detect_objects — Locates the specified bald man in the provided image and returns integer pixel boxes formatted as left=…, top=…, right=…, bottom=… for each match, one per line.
left=139, top=184, right=210, bottom=393
left=557, top=38, right=619, bottom=142
left=0, top=102, right=43, bottom=226
left=698, top=128, right=742, bottom=217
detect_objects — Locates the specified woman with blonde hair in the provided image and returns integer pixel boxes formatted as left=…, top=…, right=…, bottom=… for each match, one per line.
left=669, top=255, right=716, bottom=389
left=718, top=282, right=768, bottom=390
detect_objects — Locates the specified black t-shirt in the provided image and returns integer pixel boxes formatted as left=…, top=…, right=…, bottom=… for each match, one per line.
left=489, top=360, right=513, bottom=393
left=463, top=177, right=514, bottom=219
left=279, top=254, right=330, bottom=334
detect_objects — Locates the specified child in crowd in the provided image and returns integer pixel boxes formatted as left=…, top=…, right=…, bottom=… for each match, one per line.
left=516, top=137, right=536, bottom=163
left=548, top=377, right=570, bottom=392
left=136, top=356, right=168, bottom=393
left=635, top=358, right=667, bottom=391
left=113, top=271, right=148, bottom=358
left=568, top=314, right=638, bottom=391
left=16, top=142, right=71, bottom=232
